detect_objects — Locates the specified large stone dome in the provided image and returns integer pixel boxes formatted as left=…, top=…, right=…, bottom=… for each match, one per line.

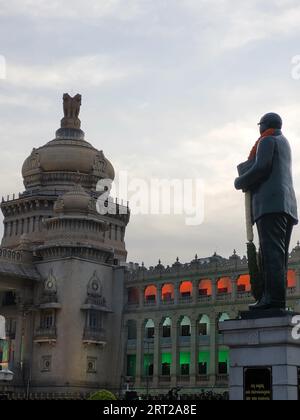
left=22, top=94, right=115, bottom=191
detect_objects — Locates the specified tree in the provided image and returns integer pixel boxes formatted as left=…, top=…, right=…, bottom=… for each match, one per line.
left=88, top=390, right=117, bottom=400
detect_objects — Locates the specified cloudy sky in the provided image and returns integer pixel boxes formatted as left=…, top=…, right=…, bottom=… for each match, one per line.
left=1, top=0, right=300, bottom=266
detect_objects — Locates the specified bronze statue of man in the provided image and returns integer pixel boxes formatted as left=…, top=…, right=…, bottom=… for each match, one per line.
left=235, top=113, right=298, bottom=310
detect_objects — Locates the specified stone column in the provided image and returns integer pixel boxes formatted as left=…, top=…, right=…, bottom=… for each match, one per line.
left=26, top=217, right=30, bottom=234
left=157, top=284, right=162, bottom=307
left=7, top=221, right=12, bottom=237
left=13, top=310, right=25, bottom=381
left=120, top=322, right=128, bottom=385
left=139, top=286, right=145, bottom=309
left=209, top=314, right=218, bottom=386
left=211, top=277, right=218, bottom=304
left=231, top=275, right=238, bottom=302
left=153, top=320, right=161, bottom=388
left=135, top=319, right=143, bottom=388
left=171, top=320, right=179, bottom=387
left=21, top=312, right=34, bottom=393
left=174, top=282, right=180, bottom=305
left=190, top=315, right=198, bottom=387
left=192, top=280, right=198, bottom=304
left=296, top=269, right=300, bottom=294
left=11, top=220, right=16, bottom=236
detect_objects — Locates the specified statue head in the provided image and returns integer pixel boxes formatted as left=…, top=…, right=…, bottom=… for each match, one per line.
left=258, top=112, right=282, bottom=135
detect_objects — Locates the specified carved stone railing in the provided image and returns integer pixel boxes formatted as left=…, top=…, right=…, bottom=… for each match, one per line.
left=0, top=248, right=27, bottom=264
left=179, top=296, right=193, bottom=304
left=126, top=259, right=250, bottom=282
left=127, top=339, right=137, bottom=349
left=161, top=298, right=174, bottom=306
left=216, top=374, right=229, bottom=385
left=197, top=375, right=210, bottom=383
left=82, top=328, right=106, bottom=344
left=198, top=296, right=212, bottom=304
left=198, top=335, right=210, bottom=345
left=34, top=327, right=57, bottom=343
left=161, top=337, right=172, bottom=346
left=40, top=293, right=58, bottom=304
left=159, top=375, right=171, bottom=383
left=237, top=291, right=253, bottom=300
left=144, top=300, right=156, bottom=307
left=216, top=293, right=232, bottom=302
left=178, top=375, right=190, bottom=383
left=287, top=287, right=296, bottom=296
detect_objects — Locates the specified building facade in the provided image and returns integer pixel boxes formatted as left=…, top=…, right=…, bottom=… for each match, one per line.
left=0, top=94, right=300, bottom=398
left=0, top=94, right=130, bottom=398
left=122, top=251, right=300, bottom=395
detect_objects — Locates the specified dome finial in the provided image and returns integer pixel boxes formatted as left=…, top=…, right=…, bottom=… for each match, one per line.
left=61, top=93, right=82, bottom=129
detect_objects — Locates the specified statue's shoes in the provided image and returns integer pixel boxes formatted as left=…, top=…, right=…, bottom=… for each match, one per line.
left=249, top=300, right=285, bottom=311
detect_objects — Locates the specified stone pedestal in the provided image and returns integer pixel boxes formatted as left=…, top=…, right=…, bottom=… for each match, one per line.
left=220, top=314, right=300, bottom=400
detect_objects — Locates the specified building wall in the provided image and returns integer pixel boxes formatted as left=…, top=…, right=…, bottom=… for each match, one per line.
left=122, top=259, right=300, bottom=394
left=28, top=258, right=124, bottom=392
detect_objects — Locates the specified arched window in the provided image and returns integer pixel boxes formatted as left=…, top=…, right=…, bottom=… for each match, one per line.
left=127, top=287, right=139, bottom=305
left=180, top=281, right=192, bottom=298
left=145, top=319, right=155, bottom=339
left=219, top=313, right=230, bottom=323
left=217, top=277, right=232, bottom=294
left=162, top=284, right=174, bottom=302
left=198, top=315, right=210, bottom=336
left=287, top=270, right=296, bottom=288
left=162, top=317, right=172, bottom=338
left=127, top=320, right=137, bottom=340
left=218, top=349, right=229, bottom=375
left=144, top=285, right=157, bottom=303
left=180, top=316, right=191, bottom=337
left=199, top=279, right=212, bottom=297
left=237, top=275, right=251, bottom=292
left=218, top=313, right=230, bottom=333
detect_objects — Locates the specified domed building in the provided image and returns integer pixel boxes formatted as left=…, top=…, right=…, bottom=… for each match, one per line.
left=1, top=93, right=128, bottom=263
left=0, top=94, right=130, bottom=397
left=22, top=94, right=114, bottom=192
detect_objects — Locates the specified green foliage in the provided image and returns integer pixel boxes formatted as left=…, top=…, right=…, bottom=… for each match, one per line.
left=88, top=390, right=117, bottom=401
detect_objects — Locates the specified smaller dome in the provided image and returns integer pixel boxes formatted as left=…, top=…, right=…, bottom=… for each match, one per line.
left=54, top=185, right=95, bottom=215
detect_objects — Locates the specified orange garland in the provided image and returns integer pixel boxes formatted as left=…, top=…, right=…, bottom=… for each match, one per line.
left=248, top=128, right=276, bottom=160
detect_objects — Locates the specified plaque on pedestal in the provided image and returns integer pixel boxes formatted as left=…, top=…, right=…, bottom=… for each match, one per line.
left=244, top=367, right=272, bottom=401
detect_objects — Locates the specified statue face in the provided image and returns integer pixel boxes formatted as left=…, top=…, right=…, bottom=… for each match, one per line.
left=259, top=122, right=268, bottom=135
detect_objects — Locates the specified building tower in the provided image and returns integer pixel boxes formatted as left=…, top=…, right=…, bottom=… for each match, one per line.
left=0, top=94, right=130, bottom=395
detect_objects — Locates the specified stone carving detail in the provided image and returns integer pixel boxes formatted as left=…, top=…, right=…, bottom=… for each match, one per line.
left=28, top=149, right=40, bottom=170
left=53, top=196, right=64, bottom=213
left=86, top=271, right=106, bottom=307
left=44, top=269, right=57, bottom=294
left=40, top=269, right=58, bottom=304
left=61, top=93, right=82, bottom=129
left=93, top=153, right=106, bottom=175
left=87, top=271, right=103, bottom=297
